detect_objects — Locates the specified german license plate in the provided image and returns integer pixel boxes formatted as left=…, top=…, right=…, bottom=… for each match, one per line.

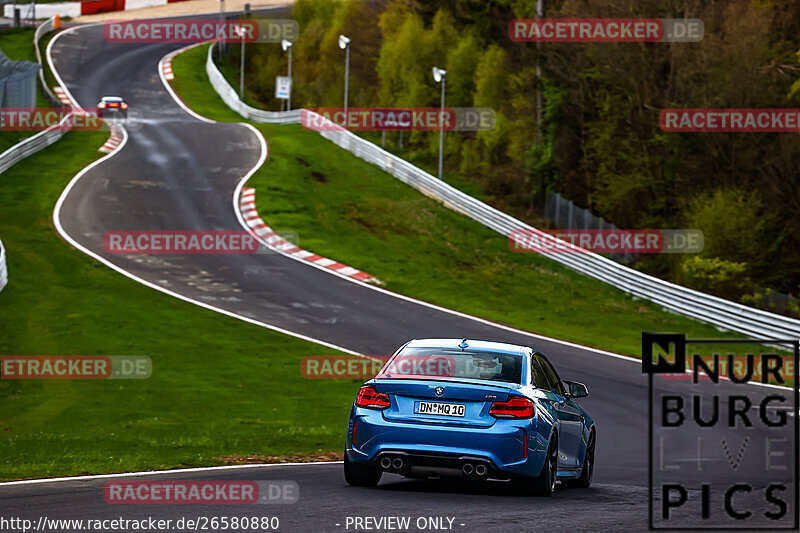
left=414, top=401, right=465, bottom=417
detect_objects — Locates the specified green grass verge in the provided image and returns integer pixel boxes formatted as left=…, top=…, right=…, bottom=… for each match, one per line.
left=0, top=27, right=53, bottom=153
left=171, top=44, right=743, bottom=357
left=0, top=127, right=359, bottom=481
left=0, top=27, right=37, bottom=62
left=38, top=29, right=60, bottom=98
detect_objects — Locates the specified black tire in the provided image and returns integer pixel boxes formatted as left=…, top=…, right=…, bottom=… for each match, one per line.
left=568, top=430, right=595, bottom=488
left=343, top=452, right=382, bottom=487
left=513, top=433, right=558, bottom=496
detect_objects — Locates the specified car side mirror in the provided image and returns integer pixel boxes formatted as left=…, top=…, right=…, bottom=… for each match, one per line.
left=564, top=380, right=588, bottom=398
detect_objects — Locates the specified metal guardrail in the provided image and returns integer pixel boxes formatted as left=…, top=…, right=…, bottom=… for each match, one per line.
left=0, top=112, right=74, bottom=173
left=206, top=43, right=800, bottom=340
left=0, top=16, right=72, bottom=175
left=0, top=239, right=6, bottom=293
left=34, top=16, right=62, bottom=108
left=206, top=45, right=300, bottom=124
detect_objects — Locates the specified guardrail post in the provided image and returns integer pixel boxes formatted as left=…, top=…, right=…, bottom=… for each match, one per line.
left=0, top=239, right=7, bottom=293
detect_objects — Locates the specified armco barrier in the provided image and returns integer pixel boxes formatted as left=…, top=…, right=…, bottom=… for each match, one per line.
left=0, top=113, right=74, bottom=174
left=0, top=239, right=6, bottom=293
left=0, top=17, right=74, bottom=175
left=35, top=16, right=63, bottom=108
left=205, top=43, right=800, bottom=340
left=206, top=44, right=301, bottom=124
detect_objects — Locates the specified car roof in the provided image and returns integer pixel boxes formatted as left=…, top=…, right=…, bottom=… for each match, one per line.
left=403, top=338, right=530, bottom=356
left=101, top=96, right=124, bottom=101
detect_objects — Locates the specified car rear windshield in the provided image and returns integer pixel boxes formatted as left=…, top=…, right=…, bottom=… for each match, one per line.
left=381, top=347, right=523, bottom=384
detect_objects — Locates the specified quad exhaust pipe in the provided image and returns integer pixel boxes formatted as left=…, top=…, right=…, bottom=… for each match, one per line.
left=461, top=462, right=489, bottom=478
left=379, top=456, right=405, bottom=472
left=378, top=455, right=489, bottom=477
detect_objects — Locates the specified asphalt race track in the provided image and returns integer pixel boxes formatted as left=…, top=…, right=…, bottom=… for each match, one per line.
left=0, top=17, right=795, bottom=533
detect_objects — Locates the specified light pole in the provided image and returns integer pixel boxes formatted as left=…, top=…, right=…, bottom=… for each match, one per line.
left=239, top=26, right=246, bottom=100
left=535, top=0, right=544, bottom=139
left=218, top=0, right=225, bottom=60
left=432, top=66, right=447, bottom=180
left=281, top=39, right=293, bottom=111
left=238, top=4, right=251, bottom=101
left=338, top=34, right=350, bottom=120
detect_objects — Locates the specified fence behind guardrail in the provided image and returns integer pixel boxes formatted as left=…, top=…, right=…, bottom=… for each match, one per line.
left=0, top=17, right=73, bottom=175
left=205, top=42, right=800, bottom=340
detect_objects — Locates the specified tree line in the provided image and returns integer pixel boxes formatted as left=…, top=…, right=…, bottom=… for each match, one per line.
left=238, top=0, right=800, bottom=315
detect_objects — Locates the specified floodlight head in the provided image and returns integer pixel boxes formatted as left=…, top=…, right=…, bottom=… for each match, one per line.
left=281, top=39, right=293, bottom=51
left=338, top=34, right=350, bottom=49
left=432, top=67, right=447, bottom=83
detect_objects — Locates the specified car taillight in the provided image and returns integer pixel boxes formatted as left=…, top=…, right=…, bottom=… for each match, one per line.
left=355, top=386, right=390, bottom=410
left=98, top=103, right=106, bottom=108
left=121, top=103, right=128, bottom=109
left=489, top=397, right=535, bottom=419
left=109, top=103, right=119, bottom=107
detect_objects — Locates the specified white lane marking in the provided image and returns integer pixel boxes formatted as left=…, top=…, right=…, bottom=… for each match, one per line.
left=335, top=266, right=359, bottom=276
left=47, top=27, right=359, bottom=357
left=292, top=250, right=314, bottom=259
left=0, top=461, right=343, bottom=487
left=158, top=42, right=215, bottom=124
left=277, top=241, right=298, bottom=251
left=13, top=30, right=788, bottom=487
left=208, top=62, right=793, bottom=393
left=13, top=21, right=357, bottom=490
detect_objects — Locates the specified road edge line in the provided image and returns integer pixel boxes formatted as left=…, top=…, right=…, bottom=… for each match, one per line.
left=47, top=25, right=360, bottom=356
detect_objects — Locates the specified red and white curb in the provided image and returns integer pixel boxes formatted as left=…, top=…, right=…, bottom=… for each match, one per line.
left=53, top=86, right=71, bottom=106
left=240, top=187, right=382, bottom=285
left=163, top=57, right=174, bottom=80
left=99, top=125, right=123, bottom=153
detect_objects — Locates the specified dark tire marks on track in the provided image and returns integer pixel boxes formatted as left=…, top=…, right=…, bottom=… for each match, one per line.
left=1, top=17, right=792, bottom=532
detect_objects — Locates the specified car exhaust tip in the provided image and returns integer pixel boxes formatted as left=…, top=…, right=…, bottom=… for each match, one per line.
left=475, top=464, right=488, bottom=477
left=462, top=463, right=474, bottom=475
left=380, top=457, right=392, bottom=470
left=392, top=457, right=404, bottom=470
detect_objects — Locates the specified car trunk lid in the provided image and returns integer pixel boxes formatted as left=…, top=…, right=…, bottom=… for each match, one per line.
left=374, top=378, right=515, bottom=427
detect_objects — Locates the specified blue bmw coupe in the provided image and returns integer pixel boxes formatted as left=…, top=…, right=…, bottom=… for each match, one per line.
left=344, top=338, right=595, bottom=496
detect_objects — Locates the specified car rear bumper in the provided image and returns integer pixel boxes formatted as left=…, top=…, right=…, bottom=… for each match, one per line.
left=347, top=408, right=546, bottom=478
